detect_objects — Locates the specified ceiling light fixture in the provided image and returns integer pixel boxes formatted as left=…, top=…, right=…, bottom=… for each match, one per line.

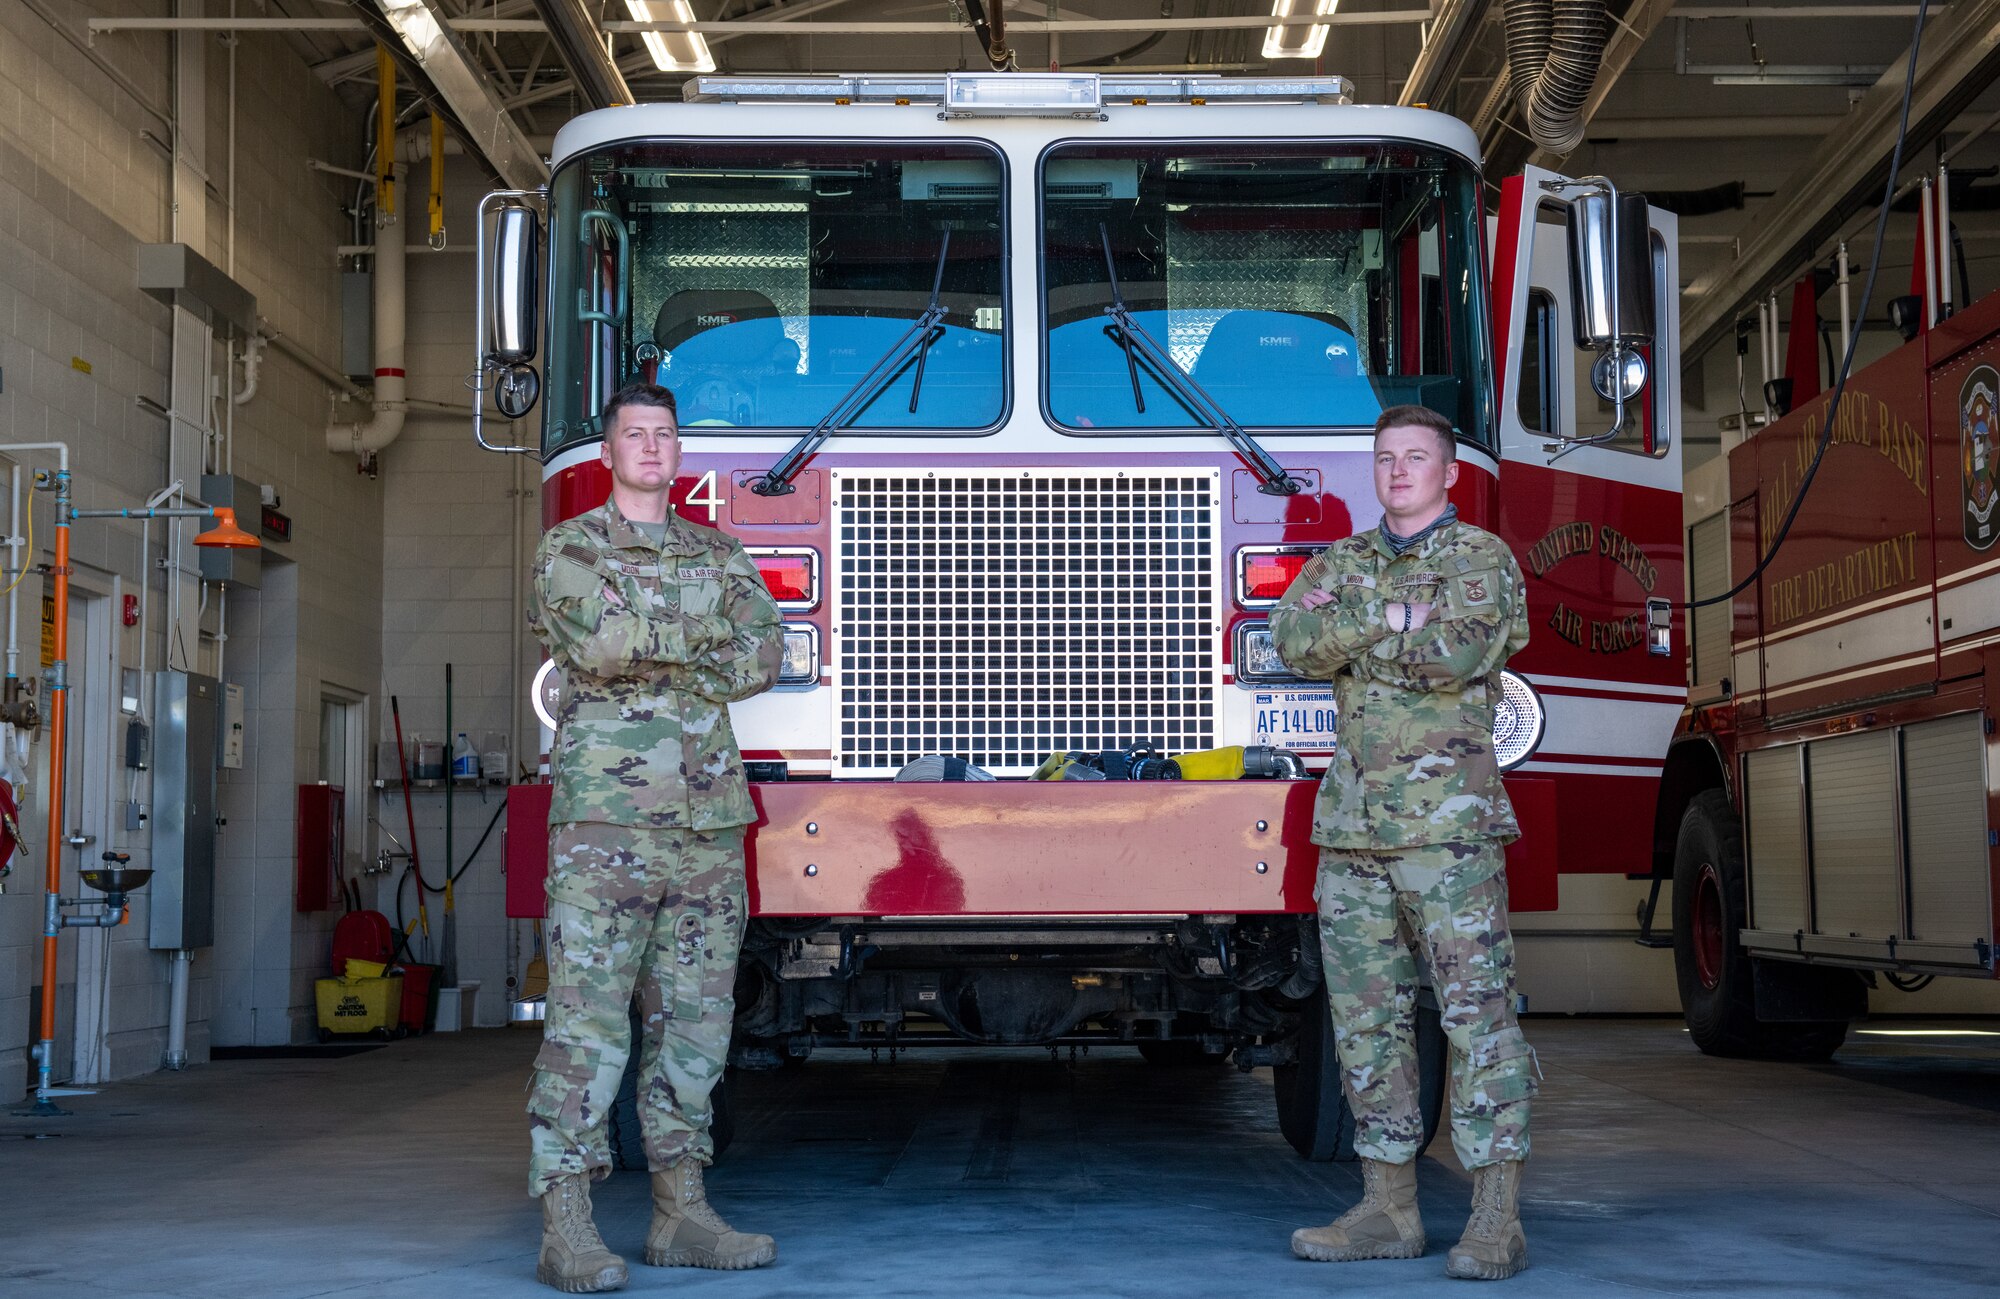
left=626, top=0, right=716, bottom=75
left=1263, top=0, right=1337, bottom=61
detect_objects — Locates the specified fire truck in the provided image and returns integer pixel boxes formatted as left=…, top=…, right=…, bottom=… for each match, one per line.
left=477, top=72, right=1685, bottom=1159
left=1660, top=280, right=2000, bottom=1060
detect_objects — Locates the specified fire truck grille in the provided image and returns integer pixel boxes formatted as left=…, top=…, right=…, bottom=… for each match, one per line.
left=832, top=470, right=1221, bottom=777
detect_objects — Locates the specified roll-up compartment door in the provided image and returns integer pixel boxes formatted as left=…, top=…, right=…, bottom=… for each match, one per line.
left=1744, top=746, right=1808, bottom=934
left=1902, top=713, right=1992, bottom=957
left=1807, top=731, right=1900, bottom=939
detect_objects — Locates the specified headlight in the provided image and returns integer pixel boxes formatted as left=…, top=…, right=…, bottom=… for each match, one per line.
left=1234, top=620, right=1310, bottom=686
left=778, top=623, right=819, bottom=687
left=1494, top=670, right=1545, bottom=770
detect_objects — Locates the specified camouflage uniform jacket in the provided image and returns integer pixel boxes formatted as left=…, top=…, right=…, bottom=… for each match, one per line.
left=1268, top=518, right=1529, bottom=851
left=529, top=501, right=783, bottom=831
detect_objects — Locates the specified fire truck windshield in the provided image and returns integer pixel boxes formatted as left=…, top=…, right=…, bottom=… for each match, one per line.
left=1042, top=141, right=1492, bottom=447
left=542, top=140, right=1008, bottom=453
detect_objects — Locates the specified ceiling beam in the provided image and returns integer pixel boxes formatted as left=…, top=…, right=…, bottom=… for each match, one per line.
left=531, top=0, right=635, bottom=109
left=370, top=0, right=549, bottom=189
left=1397, top=0, right=1491, bottom=112
left=1681, top=0, right=2000, bottom=362
left=314, top=0, right=541, bottom=85
left=502, top=0, right=872, bottom=112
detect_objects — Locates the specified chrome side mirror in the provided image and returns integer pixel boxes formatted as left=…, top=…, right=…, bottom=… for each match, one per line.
left=1566, top=189, right=1654, bottom=351
left=472, top=191, right=545, bottom=454
left=487, top=203, right=541, bottom=366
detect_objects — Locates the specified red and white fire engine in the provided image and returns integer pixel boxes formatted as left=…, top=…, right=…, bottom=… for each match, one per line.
left=476, top=73, right=1685, bottom=1158
left=1658, top=252, right=1999, bottom=1060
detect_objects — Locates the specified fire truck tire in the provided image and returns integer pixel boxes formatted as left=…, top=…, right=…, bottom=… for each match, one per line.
left=1273, top=985, right=1445, bottom=1161
left=1672, top=790, right=1847, bottom=1061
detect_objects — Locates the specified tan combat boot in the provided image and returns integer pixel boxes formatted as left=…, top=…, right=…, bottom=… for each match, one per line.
left=536, top=1173, right=629, bottom=1294
left=1445, top=1160, right=1528, bottom=1280
left=1291, top=1158, right=1427, bottom=1262
left=644, top=1158, right=777, bottom=1270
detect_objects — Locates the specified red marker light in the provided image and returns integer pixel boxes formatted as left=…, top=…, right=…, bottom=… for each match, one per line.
left=748, top=549, right=819, bottom=610
left=1237, top=548, right=1320, bottom=606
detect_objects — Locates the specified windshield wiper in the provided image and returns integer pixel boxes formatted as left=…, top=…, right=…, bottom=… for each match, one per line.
left=1096, top=224, right=1303, bottom=496
left=753, top=231, right=952, bottom=497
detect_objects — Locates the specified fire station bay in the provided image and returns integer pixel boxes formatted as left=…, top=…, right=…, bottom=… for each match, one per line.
left=7, top=3, right=2000, bottom=1295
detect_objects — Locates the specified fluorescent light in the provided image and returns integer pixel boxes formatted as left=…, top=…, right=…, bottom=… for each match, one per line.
left=1263, top=0, right=1337, bottom=61
left=627, top=0, right=716, bottom=75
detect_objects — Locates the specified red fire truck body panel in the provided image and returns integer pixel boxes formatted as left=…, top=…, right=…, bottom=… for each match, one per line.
left=511, top=441, right=1580, bottom=921
left=1676, top=287, right=2000, bottom=981
left=505, top=768, right=1560, bottom=918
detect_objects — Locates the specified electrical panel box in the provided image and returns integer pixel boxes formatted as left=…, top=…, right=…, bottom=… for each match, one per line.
left=342, top=270, right=373, bottom=379
left=221, top=682, right=244, bottom=769
left=197, top=474, right=263, bottom=588
left=149, top=671, right=220, bottom=951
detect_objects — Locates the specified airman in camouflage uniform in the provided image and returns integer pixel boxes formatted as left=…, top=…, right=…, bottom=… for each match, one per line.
left=1272, top=405, right=1536, bottom=1281
left=525, top=383, right=783, bottom=1293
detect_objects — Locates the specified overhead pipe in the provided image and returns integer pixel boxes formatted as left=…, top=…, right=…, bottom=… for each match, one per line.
left=1502, top=0, right=1609, bottom=155
left=327, top=164, right=410, bottom=457
left=233, top=333, right=266, bottom=406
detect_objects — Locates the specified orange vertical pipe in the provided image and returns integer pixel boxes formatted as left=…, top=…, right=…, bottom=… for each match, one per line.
left=34, top=500, right=69, bottom=1092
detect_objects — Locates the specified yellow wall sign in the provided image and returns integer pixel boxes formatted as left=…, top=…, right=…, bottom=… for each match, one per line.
left=40, top=589, right=54, bottom=666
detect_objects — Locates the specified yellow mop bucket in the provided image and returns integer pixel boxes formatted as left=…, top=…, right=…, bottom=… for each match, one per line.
left=315, top=973, right=404, bottom=1039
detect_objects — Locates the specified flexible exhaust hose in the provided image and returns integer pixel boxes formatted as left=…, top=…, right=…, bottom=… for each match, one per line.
left=1503, top=0, right=1607, bottom=155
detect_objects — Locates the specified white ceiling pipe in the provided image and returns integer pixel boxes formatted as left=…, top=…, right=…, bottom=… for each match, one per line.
left=233, top=334, right=266, bottom=406
left=328, top=164, right=409, bottom=457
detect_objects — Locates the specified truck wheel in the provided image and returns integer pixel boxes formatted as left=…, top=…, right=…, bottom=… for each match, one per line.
left=1273, top=985, right=1445, bottom=1161
left=609, top=1058, right=737, bottom=1170
left=1672, top=789, right=1848, bottom=1061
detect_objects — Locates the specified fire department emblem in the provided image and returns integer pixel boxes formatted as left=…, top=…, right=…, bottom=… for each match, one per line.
left=1963, top=365, right=2000, bottom=551
left=1463, top=576, right=1490, bottom=604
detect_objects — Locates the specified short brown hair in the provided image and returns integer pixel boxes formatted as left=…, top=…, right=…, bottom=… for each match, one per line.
left=601, top=382, right=678, bottom=431
left=1372, top=404, right=1456, bottom=462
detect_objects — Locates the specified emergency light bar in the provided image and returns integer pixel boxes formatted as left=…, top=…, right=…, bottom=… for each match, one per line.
left=686, top=74, right=1353, bottom=110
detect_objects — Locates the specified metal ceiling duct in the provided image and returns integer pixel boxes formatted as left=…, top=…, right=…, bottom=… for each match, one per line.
left=368, top=0, right=550, bottom=190
left=533, top=0, right=637, bottom=109
left=1502, top=0, right=1607, bottom=155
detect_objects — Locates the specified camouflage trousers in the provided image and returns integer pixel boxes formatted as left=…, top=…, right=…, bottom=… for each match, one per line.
left=1317, top=842, right=1536, bottom=1170
left=527, top=821, right=746, bottom=1197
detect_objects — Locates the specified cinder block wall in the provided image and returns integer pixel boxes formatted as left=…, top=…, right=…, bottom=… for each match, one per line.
left=371, top=153, right=541, bottom=1026
left=0, top=5, right=383, bottom=1087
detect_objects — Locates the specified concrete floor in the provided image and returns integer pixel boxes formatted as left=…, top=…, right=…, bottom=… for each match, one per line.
left=5, top=1018, right=1998, bottom=1298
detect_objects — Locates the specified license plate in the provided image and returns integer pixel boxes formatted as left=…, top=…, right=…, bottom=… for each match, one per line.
left=1253, top=691, right=1338, bottom=745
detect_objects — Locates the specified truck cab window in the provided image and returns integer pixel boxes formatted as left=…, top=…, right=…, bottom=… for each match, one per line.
left=543, top=140, right=1008, bottom=454
left=1040, top=141, right=1493, bottom=449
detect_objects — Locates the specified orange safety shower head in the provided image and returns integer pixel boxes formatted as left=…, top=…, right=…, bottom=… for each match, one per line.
left=194, top=507, right=260, bottom=549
